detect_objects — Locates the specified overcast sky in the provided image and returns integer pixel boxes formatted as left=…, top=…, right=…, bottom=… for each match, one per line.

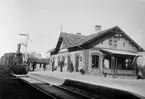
left=0, top=0, right=145, bottom=57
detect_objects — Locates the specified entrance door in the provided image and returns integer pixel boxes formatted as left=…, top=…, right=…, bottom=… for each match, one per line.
left=67, top=55, right=71, bottom=71
left=92, top=55, right=99, bottom=68
left=117, top=58, right=125, bottom=70
left=75, top=55, right=79, bottom=72
left=117, top=56, right=133, bottom=75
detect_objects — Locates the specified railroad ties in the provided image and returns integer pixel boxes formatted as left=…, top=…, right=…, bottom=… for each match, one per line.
left=14, top=75, right=94, bottom=99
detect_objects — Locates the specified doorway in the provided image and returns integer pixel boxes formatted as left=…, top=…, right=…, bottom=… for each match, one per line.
left=92, top=55, right=99, bottom=68
left=75, top=55, right=79, bottom=72
left=67, top=55, right=71, bottom=71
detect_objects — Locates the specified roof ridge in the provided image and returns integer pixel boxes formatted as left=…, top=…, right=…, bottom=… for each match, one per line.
left=61, top=32, right=86, bottom=37
left=70, top=26, right=117, bottom=47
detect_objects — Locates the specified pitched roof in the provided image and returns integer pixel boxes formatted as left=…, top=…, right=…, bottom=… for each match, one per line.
left=59, top=32, right=85, bottom=48
left=53, top=26, right=144, bottom=53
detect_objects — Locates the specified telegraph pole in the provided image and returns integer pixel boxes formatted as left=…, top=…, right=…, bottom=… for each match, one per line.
left=19, top=33, right=29, bottom=62
left=25, top=33, right=28, bottom=61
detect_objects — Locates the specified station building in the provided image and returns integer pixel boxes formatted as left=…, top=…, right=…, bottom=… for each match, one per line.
left=49, top=25, right=144, bottom=76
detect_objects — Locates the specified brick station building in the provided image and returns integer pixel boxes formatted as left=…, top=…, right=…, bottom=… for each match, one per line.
left=49, top=25, right=144, bottom=77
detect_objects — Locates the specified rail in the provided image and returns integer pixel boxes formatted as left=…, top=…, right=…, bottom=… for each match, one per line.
left=52, top=83, right=94, bottom=99
left=15, top=75, right=95, bottom=99
left=15, top=76, right=57, bottom=99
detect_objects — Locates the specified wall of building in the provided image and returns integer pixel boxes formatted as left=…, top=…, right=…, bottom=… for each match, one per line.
left=50, top=50, right=84, bottom=72
left=50, top=49, right=105, bottom=75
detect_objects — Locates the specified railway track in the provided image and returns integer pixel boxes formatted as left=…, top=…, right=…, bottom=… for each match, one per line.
left=14, top=75, right=143, bottom=99
left=15, top=75, right=95, bottom=99
left=17, top=76, right=57, bottom=99
left=53, top=83, right=94, bottom=99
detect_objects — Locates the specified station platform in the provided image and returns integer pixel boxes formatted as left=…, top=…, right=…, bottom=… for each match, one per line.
left=27, top=71, right=145, bottom=97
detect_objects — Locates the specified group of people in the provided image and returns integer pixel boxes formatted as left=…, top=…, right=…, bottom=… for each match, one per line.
left=26, top=61, right=47, bottom=71
left=52, top=59, right=74, bottom=72
left=52, top=59, right=85, bottom=74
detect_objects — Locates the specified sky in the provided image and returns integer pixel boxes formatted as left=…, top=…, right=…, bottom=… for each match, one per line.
left=0, top=0, right=145, bottom=57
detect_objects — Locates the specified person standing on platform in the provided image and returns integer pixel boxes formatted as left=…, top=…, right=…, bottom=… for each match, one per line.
left=43, top=63, right=46, bottom=71
left=32, top=61, right=36, bottom=71
left=52, top=61, right=54, bottom=71
left=69, top=61, right=74, bottom=72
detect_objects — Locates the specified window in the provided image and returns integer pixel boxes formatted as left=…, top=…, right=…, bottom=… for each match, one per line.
left=125, top=59, right=132, bottom=70
left=123, top=42, right=125, bottom=47
left=92, top=55, right=99, bottom=68
left=114, top=39, right=118, bottom=47
left=109, top=39, right=112, bottom=45
left=80, top=56, right=82, bottom=61
left=118, top=58, right=132, bottom=70
left=109, top=38, right=118, bottom=47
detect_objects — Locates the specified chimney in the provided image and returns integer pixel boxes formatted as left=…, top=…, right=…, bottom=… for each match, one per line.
left=95, top=25, right=101, bottom=32
left=17, top=43, right=21, bottom=53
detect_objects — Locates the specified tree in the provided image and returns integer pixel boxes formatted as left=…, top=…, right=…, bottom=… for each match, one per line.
left=25, top=52, right=42, bottom=59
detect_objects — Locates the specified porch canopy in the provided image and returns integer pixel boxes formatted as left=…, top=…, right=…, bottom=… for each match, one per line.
left=101, top=49, right=139, bottom=56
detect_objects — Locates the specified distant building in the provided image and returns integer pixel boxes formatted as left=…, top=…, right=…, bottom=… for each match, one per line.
left=49, top=26, right=144, bottom=77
